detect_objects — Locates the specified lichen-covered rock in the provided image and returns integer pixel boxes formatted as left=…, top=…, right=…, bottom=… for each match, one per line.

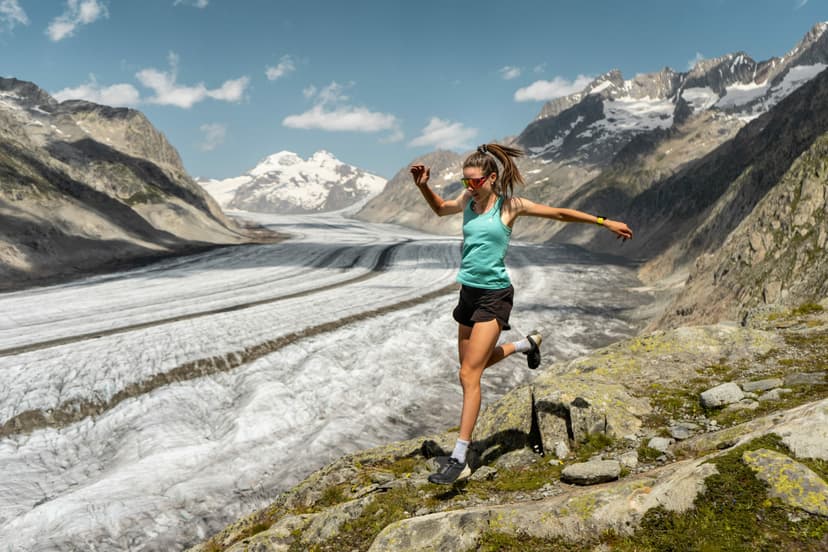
left=533, top=381, right=649, bottom=442
left=561, top=460, right=622, bottom=485
left=474, top=386, right=532, bottom=448
left=742, top=449, right=828, bottom=517
left=369, top=458, right=718, bottom=551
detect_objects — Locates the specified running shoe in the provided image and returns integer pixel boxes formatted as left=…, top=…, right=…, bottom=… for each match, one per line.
left=524, top=331, right=542, bottom=369
left=427, top=457, right=471, bottom=485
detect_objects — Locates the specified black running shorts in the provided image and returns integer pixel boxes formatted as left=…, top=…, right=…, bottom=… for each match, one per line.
left=452, top=284, right=513, bottom=331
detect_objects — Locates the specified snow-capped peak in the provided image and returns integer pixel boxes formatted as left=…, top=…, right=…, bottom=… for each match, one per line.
left=200, top=150, right=387, bottom=214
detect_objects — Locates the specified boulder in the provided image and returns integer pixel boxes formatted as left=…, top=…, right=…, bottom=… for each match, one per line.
left=561, top=460, right=622, bottom=485
left=742, top=449, right=828, bottom=517
left=648, top=437, right=675, bottom=453
left=758, top=388, right=793, bottom=402
left=783, top=372, right=826, bottom=386
left=700, top=382, right=745, bottom=408
left=740, top=378, right=783, bottom=393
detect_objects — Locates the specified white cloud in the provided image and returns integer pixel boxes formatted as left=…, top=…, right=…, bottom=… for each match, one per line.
left=283, top=81, right=399, bottom=135
left=0, top=0, right=28, bottom=31
left=265, top=55, right=296, bottom=81
left=514, top=75, right=593, bottom=102
left=205, top=76, right=249, bottom=101
left=533, top=63, right=547, bottom=74
left=499, top=66, right=522, bottom=80
left=198, top=123, right=226, bottom=151
left=688, top=52, right=705, bottom=71
left=796, top=0, right=808, bottom=8
left=283, top=104, right=397, bottom=132
left=174, top=0, right=209, bottom=7
left=136, top=52, right=249, bottom=108
left=47, top=0, right=108, bottom=42
left=409, top=117, right=477, bottom=150
left=53, top=76, right=141, bottom=106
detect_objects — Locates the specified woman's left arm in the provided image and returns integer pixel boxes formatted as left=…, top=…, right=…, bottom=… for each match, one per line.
left=512, top=197, right=633, bottom=241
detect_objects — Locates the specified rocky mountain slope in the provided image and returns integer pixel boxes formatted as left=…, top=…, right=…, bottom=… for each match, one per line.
left=0, top=77, right=257, bottom=291
left=190, top=302, right=828, bottom=551
left=199, top=151, right=386, bottom=214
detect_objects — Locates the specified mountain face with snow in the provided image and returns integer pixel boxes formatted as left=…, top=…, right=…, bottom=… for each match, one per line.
left=0, top=77, right=248, bottom=291
left=520, top=22, right=828, bottom=166
left=200, top=151, right=386, bottom=214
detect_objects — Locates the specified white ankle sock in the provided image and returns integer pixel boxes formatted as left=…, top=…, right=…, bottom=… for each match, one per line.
left=451, top=438, right=470, bottom=463
left=513, top=338, right=532, bottom=353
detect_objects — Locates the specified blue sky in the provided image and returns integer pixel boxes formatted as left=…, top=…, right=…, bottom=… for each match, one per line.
left=1, top=0, right=825, bottom=179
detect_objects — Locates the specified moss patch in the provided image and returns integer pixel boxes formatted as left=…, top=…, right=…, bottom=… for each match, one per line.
left=301, top=485, right=426, bottom=552
left=477, top=530, right=589, bottom=551
left=472, top=460, right=564, bottom=495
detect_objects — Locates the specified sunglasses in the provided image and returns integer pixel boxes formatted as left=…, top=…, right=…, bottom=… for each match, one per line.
left=461, top=176, right=489, bottom=189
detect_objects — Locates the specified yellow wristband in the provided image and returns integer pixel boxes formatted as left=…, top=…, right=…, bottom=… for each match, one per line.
left=596, top=216, right=605, bottom=226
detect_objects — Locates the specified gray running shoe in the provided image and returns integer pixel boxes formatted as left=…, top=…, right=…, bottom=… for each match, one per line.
left=428, top=457, right=471, bottom=485
left=523, top=331, right=542, bottom=369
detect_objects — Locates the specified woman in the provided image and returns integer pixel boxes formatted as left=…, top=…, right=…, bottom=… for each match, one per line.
left=411, top=143, right=633, bottom=485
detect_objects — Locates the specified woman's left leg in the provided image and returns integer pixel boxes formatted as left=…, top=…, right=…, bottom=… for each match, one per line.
left=457, top=318, right=503, bottom=442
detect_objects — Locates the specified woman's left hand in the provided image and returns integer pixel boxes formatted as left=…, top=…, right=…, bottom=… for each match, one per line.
left=605, top=220, right=633, bottom=242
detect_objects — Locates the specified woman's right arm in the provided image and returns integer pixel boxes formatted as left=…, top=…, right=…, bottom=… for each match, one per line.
left=410, top=164, right=467, bottom=217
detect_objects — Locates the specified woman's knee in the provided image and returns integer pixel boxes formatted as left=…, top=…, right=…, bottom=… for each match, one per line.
left=458, top=363, right=483, bottom=388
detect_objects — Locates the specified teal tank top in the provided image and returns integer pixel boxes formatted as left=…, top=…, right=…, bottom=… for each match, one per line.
left=457, top=195, right=512, bottom=289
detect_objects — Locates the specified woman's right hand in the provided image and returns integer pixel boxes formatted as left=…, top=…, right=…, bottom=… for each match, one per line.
left=409, top=164, right=430, bottom=187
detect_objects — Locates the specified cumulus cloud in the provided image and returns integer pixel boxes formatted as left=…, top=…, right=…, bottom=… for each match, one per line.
left=499, top=66, right=521, bottom=80
left=47, top=0, right=108, bottom=42
left=174, top=0, right=209, bottom=7
left=266, top=55, right=296, bottom=81
left=409, top=117, right=477, bottom=150
left=283, top=81, right=400, bottom=137
left=136, top=52, right=249, bottom=108
left=514, top=75, right=593, bottom=102
left=0, top=0, right=28, bottom=31
left=688, top=52, right=705, bottom=71
left=53, top=76, right=141, bottom=106
left=198, top=123, right=226, bottom=151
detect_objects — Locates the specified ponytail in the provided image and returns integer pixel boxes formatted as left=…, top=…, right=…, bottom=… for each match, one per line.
left=463, top=143, right=524, bottom=199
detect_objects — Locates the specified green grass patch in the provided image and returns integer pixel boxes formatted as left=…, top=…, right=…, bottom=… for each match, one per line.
left=575, top=432, right=615, bottom=462
left=638, top=444, right=663, bottom=462
left=791, top=303, right=824, bottom=317
left=642, top=383, right=708, bottom=427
